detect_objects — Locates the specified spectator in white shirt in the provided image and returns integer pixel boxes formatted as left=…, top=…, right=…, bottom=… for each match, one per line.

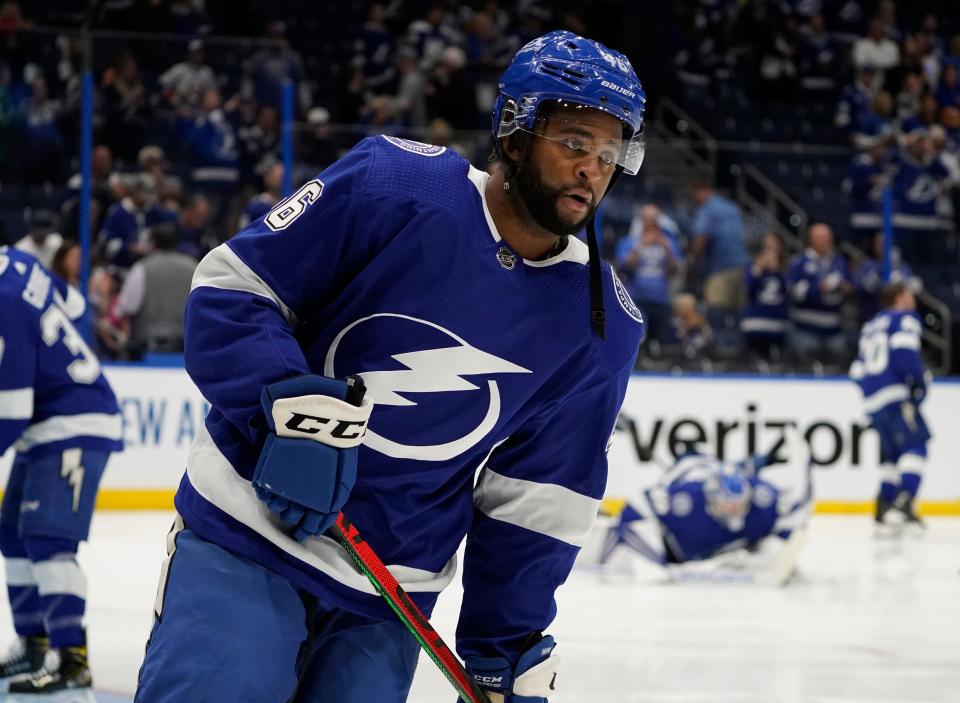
left=159, top=39, right=217, bottom=107
left=853, top=18, right=900, bottom=89
left=14, top=208, right=63, bottom=268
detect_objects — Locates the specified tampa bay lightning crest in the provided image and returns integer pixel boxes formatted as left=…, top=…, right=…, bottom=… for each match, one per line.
left=324, top=314, right=531, bottom=461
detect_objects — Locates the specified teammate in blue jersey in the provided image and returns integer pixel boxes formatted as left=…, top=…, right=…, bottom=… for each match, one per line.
left=136, top=31, right=647, bottom=703
left=849, top=281, right=930, bottom=534
left=0, top=247, right=123, bottom=694
left=595, top=426, right=812, bottom=586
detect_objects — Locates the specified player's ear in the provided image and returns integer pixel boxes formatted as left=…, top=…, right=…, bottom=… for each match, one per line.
left=502, top=133, right=527, bottom=162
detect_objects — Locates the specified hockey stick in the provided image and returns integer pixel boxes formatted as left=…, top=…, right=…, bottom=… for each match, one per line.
left=331, top=513, right=491, bottom=703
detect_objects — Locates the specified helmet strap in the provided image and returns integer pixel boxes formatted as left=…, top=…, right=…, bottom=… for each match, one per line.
left=587, top=216, right=605, bottom=339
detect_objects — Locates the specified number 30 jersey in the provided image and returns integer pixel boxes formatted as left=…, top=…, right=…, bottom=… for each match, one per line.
left=850, top=309, right=925, bottom=415
left=0, top=248, right=123, bottom=458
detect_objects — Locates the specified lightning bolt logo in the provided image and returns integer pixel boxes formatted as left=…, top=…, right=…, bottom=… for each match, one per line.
left=325, top=314, right=532, bottom=462
left=60, top=448, right=85, bottom=513
left=359, top=346, right=530, bottom=407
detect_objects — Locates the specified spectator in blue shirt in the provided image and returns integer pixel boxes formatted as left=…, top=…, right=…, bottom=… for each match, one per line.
left=798, top=14, right=839, bottom=92
left=852, top=90, right=894, bottom=150
left=673, top=293, right=713, bottom=359
left=688, top=181, right=748, bottom=311
left=616, top=212, right=681, bottom=344
left=845, top=142, right=891, bottom=252
left=98, top=174, right=171, bottom=268
left=741, top=233, right=788, bottom=361
left=238, top=163, right=283, bottom=230
left=935, top=62, right=960, bottom=110
left=855, top=232, right=921, bottom=323
left=18, top=76, right=64, bottom=182
left=787, top=223, right=853, bottom=364
left=835, top=66, right=876, bottom=139
left=245, top=23, right=311, bottom=113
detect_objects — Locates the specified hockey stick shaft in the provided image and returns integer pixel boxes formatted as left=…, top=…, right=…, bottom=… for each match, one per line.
left=331, top=513, right=490, bottom=703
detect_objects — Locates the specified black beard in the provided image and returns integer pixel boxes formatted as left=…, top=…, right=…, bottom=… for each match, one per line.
left=512, top=163, right=593, bottom=236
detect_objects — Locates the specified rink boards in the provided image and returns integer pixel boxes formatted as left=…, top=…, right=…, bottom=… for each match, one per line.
left=1, top=365, right=958, bottom=513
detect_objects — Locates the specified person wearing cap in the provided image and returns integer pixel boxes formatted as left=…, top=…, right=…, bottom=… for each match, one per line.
left=15, top=209, right=63, bottom=269
left=297, top=107, right=339, bottom=169
left=159, top=38, right=217, bottom=107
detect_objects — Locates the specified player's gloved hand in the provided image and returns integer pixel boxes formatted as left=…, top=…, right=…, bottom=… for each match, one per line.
left=464, top=635, right=560, bottom=703
left=253, top=374, right=373, bottom=541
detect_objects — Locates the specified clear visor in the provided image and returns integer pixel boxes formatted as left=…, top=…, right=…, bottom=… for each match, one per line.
left=497, top=101, right=645, bottom=175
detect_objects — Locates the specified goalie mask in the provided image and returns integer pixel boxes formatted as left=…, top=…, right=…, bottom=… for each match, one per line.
left=704, top=466, right=752, bottom=530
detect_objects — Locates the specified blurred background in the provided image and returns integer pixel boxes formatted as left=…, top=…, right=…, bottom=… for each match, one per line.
left=2, top=0, right=959, bottom=377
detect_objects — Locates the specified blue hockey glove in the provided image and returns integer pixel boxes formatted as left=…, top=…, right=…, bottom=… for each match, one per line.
left=253, top=375, right=373, bottom=541
left=464, top=635, right=560, bottom=703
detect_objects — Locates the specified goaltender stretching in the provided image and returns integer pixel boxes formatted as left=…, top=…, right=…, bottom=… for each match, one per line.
left=598, top=425, right=812, bottom=586
left=136, top=31, right=647, bottom=703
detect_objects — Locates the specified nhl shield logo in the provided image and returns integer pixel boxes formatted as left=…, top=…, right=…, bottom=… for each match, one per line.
left=496, top=247, right=518, bottom=270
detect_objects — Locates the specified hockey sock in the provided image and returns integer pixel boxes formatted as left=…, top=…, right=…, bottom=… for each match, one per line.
left=897, top=453, right=925, bottom=499
left=900, top=472, right=922, bottom=499
left=23, top=537, right=86, bottom=648
left=878, top=464, right=899, bottom=504
left=0, top=526, right=43, bottom=638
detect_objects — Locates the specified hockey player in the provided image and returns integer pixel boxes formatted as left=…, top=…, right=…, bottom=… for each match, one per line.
left=596, top=425, right=812, bottom=587
left=0, top=247, right=123, bottom=694
left=136, top=31, right=647, bottom=703
left=849, top=281, right=930, bottom=534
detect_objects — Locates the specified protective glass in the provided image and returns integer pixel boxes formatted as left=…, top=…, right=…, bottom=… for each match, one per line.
left=497, top=100, right=645, bottom=175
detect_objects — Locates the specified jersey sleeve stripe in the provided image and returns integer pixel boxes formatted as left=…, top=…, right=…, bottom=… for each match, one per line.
left=472, top=468, right=600, bottom=548
left=14, top=413, right=122, bottom=452
left=33, top=559, right=87, bottom=599
left=191, top=244, right=299, bottom=325
left=0, top=388, right=34, bottom=419
left=896, top=452, right=925, bottom=473
left=4, top=558, right=34, bottom=586
left=184, top=425, right=457, bottom=594
left=862, top=384, right=910, bottom=414
left=890, top=331, right=921, bottom=350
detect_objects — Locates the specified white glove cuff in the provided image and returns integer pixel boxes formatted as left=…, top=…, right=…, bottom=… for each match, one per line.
left=272, top=394, right=374, bottom=448
left=514, top=651, right=561, bottom=697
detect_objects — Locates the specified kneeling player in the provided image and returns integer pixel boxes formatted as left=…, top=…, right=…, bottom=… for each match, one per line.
left=595, top=426, right=812, bottom=586
left=0, top=247, right=123, bottom=695
left=850, top=281, right=930, bottom=535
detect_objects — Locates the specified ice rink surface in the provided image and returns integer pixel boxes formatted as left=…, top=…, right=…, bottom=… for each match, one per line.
left=2, top=513, right=957, bottom=703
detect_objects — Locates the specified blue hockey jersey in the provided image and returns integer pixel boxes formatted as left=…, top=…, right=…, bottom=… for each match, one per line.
left=741, top=264, right=788, bottom=339
left=787, top=249, right=851, bottom=335
left=177, top=136, right=645, bottom=662
left=644, top=453, right=811, bottom=562
left=891, top=152, right=950, bottom=231
left=850, top=310, right=925, bottom=414
left=0, top=248, right=123, bottom=458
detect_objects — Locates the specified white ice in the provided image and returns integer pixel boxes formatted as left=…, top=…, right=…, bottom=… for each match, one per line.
left=2, top=513, right=957, bottom=702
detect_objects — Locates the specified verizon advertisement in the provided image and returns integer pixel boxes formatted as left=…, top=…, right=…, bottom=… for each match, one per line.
left=607, top=375, right=960, bottom=503
left=2, top=369, right=958, bottom=504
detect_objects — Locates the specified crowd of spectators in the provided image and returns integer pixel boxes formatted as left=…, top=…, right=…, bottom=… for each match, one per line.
left=0, top=0, right=615, bottom=359
left=615, top=191, right=920, bottom=373
left=0, top=0, right=957, bottom=373
left=608, top=0, right=956, bottom=372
